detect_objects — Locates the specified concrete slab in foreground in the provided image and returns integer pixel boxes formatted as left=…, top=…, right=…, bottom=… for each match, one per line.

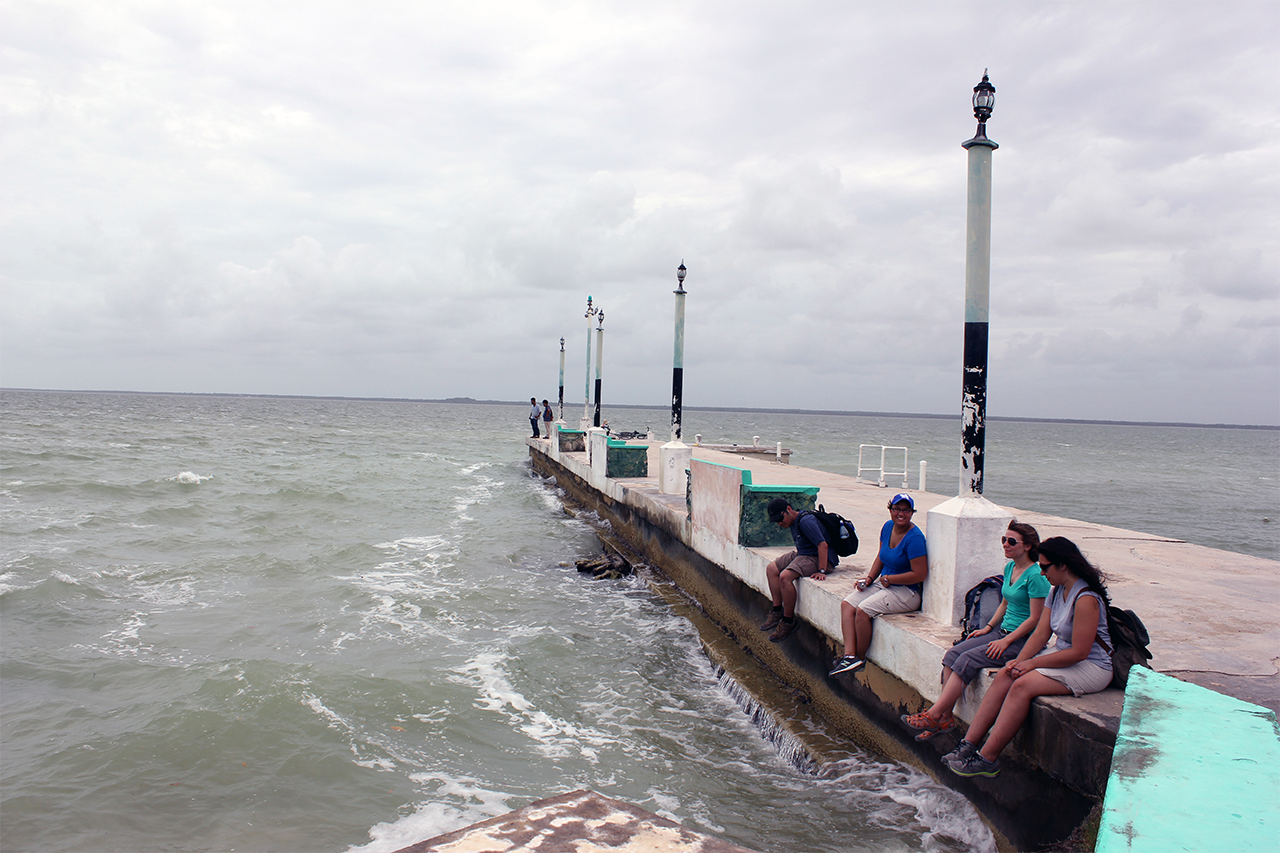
left=392, top=790, right=762, bottom=853
left=1096, top=666, right=1280, bottom=853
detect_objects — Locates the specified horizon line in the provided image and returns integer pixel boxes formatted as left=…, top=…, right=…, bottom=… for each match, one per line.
left=4, top=387, right=1277, bottom=431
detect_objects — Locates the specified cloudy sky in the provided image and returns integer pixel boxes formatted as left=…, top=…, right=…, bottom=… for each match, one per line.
left=2, top=1, right=1277, bottom=425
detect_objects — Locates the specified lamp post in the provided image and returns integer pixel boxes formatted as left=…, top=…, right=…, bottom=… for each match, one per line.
left=960, top=70, right=997, bottom=495
left=671, top=262, right=687, bottom=441
left=659, top=262, right=692, bottom=495
left=558, top=337, right=565, bottom=421
left=593, top=311, right=605, bottom=427
left=582, top=296, right=598, bottom=429
left=918, top=71, right=1013, bottom=635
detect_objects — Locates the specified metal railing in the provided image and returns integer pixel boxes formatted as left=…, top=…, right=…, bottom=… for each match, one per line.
left=857, top=444, right=909, bottom=489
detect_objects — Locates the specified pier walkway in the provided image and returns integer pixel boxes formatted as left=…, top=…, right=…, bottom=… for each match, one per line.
left=543, top=435, right=1278, bottom=712
left=527, top=433, right=1279, bottom=848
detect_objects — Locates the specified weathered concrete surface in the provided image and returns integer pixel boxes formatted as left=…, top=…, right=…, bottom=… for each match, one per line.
left=526, top=435, right=1280, bottom=848
left=1096, top=667, right=1280, bottom=853
left=393, top=790, right=761, bottom=853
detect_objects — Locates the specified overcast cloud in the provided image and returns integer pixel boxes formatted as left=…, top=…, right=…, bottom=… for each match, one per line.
left=2, top=1, right=1277, bottom=425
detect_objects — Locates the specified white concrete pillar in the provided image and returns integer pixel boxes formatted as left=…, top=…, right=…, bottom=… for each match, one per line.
left=587, top=428, right=609, bottom=490
left=923, top=495, right=1012, bottom=626
left=547, top=422, right=561, bottom=462
left=659, top=440, right=692, bottom=495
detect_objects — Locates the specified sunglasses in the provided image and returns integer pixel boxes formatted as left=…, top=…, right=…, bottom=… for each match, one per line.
left=1001, top=536, right=1021, bottom=546
left=1039, top=562, right=1054, bottom=574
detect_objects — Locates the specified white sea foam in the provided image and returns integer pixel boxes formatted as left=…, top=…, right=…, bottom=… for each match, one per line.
left=373, top=535, right=449, bottom=553
left=303, top=694, right=351, bottom=731
left=169, top=471, right=211, bottom=484
left=347, top=774, right=516, bottom=853
left=458, top=648, right=614, bottom=762
left=824, top=757, right=995, bottom=852
left=0, top=571, right=32, bottom=596
left=84, top=610, right=151, bottom=659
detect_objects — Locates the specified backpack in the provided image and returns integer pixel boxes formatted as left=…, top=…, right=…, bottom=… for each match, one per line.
left=957, top=575, right=1005, bottom=642
left=803, top=506, right=859, bottom=557
left=1097, top=606, right=1153, bottom=689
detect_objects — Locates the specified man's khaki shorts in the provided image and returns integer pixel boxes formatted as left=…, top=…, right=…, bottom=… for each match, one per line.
left=775, top=551, right=826, bottom=577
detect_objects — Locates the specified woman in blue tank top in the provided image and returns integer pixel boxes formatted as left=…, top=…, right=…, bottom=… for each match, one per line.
left=944, top=537, right=1113, bottom=778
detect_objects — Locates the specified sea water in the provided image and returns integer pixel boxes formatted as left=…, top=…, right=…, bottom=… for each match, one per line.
left=1, top=391, right=1275, bottom=853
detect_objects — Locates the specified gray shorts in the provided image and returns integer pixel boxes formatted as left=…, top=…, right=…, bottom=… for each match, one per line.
left=842, top=583, right=921, bottom=619
left=775, top=551, right=825, bottom=578
left=942, top=630, right=1028, bottom=684
left=1033, top=655, right=1113, bottom=696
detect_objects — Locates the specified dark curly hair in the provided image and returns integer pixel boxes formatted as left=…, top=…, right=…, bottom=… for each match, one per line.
left=1038, top=536, right=1110, bottom=605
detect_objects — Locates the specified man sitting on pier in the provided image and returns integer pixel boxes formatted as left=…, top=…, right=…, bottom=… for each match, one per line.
left=760, top=498, right=836, bottom=642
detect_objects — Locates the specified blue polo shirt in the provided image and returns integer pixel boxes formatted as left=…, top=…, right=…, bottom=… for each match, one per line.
left=878, top=520, right=925, bottom=593
left=794, top=512, right=838, bottom=568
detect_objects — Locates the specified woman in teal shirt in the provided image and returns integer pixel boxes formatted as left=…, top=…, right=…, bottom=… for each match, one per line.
left=900, top=521, right=1048, bottom=740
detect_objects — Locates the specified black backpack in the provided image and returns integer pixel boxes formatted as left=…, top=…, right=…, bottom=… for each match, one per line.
left=957, top=575, right=1005, bottom=641
left=803, top=506, right=859, bottom=557
left=1098, top=606, right=1153, bottom=689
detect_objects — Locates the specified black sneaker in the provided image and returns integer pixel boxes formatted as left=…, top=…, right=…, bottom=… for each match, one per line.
left=949, top=751, right=1000, bottom=778
left=828, top=655, right=865, bottom=676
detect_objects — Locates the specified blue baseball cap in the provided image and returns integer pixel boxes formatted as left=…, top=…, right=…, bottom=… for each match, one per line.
left=889, top=493, right=915, bottom=509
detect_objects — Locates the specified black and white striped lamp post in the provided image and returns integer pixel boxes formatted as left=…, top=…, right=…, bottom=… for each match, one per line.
left=558, top=337, right=565, bottom=421
left=923, top=72, right=1013, bottom=634
left=960, top=71, right=997, bottom=495
left=581, top=296, right=598, bottom=430
left=671, top=262, right=687, bottom=441
left=659, top=262, right=692, bottom=495
left=592, top=311, right=605, bottom=428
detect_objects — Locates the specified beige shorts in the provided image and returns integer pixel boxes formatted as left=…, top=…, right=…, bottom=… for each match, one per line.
left=1033, top=656, right=1113, bottom=696
left=842, top=582, right=921, bottom=619
left=775, top=551, right=824, bottom=578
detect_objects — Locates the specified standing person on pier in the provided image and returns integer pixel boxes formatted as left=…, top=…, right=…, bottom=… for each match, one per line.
left=529, top=398, right=542, bottom=438
left=541, top=400, right=554, bottom=433
left=759, top=498, right=837, bottom=643
left=900, top=521, right=1048, bottom=740
left=829, top=494, right=929, bottom=675
left=944, top=536, right=1113, bottom=779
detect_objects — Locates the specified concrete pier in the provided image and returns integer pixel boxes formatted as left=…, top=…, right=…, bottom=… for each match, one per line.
left=393, top=790, right=763, bottom=853
left=526, top=434, right=1279, bottom=850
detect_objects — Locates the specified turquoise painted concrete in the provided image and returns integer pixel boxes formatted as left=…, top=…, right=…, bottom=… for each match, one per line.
left=1097, top=666, right=1280, bottom=853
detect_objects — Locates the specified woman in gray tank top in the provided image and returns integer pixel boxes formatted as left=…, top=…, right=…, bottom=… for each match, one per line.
left=943, top=537, right=1113, bottom=779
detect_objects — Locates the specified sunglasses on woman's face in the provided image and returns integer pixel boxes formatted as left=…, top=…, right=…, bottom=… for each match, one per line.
left=1001, top=537, right=1021, bottom=546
